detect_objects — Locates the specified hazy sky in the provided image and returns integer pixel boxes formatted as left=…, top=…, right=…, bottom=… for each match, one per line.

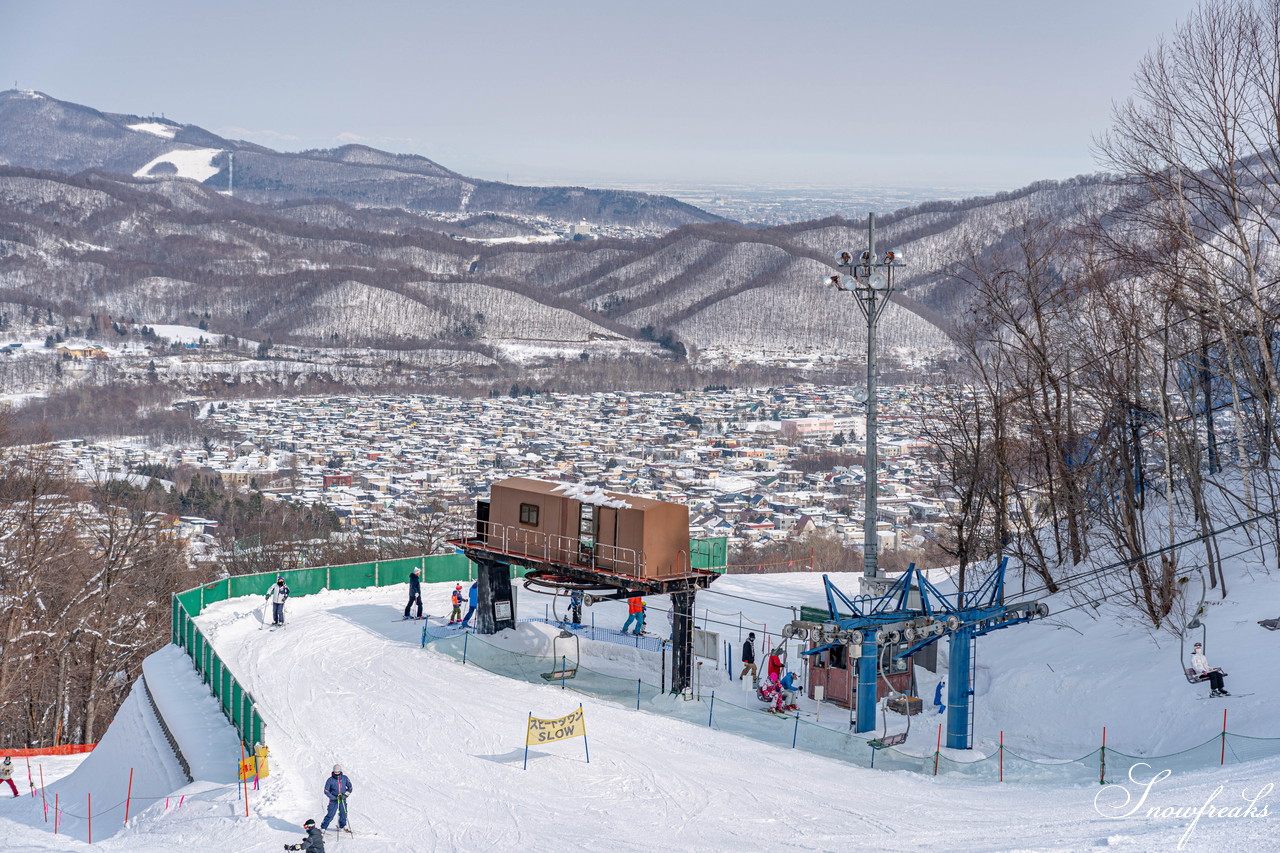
left=2, top=0, right=1202, bottom=191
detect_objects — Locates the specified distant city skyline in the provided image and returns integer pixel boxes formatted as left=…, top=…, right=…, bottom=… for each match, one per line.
left=3, top=0, right=1202, bottom=192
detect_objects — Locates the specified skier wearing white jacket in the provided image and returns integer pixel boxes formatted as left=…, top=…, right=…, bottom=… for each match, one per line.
left=266, top=577, right=291, bottom=626
left=1190, top=642, right=1230, bottom=697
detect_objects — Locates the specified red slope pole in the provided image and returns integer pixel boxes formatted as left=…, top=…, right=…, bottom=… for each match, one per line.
left=1221, top=709, right=1228, bottom=765
left=124, top=767, right=134, bottom=825
left=934, top=723, right=942, bottom=775
left=39, top=765, right=46, bottom=821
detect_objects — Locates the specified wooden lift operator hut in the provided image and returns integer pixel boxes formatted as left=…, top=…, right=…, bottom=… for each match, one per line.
left=447, top=477, right=720, bottom=693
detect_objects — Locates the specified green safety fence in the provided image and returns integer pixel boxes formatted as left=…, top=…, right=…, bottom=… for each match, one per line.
left=171, top=551, right=482, bottom=750
left=422, top=629, right=1280, bottom=785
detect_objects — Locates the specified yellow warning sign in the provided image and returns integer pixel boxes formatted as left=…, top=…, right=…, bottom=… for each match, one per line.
left=525, top=707, right=586, bottom=745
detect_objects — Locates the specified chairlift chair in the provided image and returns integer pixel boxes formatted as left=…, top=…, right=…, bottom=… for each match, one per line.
left=867, top=644, right=910, bottom=750
left=540, top=628, right=581, bottom=682
left=1178, top=569, right=1221, bottom=684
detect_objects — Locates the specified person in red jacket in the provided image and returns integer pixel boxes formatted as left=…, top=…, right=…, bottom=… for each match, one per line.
left=767, top=647, right=785, bottom=684
left=622, top=596, right=646, bottom=635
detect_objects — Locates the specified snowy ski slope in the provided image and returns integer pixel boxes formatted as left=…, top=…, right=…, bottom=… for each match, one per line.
left=0, top=572, right=1277, bottom=852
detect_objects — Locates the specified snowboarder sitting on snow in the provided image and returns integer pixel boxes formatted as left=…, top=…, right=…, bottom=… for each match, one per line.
left=284, top=818, right=325, bottom=852
left=321, top=765, right=353, bottom=832
left=622, top=596, right=646, bottom=635
left=1190, top=642, right=1230, bottom=697
left=0, top=757, right=18, bottom=797
left=404, top=567, right=423, bottom=620
left=460, top=581, right=478, bottom=629
left=449, top=584, right=464, bottom=624
left=265, top=577, right=290, bottom=626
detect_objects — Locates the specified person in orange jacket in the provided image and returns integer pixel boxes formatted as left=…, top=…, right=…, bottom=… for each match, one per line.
left=448, top=584, right=463, bottom=624
left=622, top=596, right=646, bottom=635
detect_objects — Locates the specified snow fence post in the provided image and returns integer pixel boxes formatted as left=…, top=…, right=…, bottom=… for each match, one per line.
left=792, top=712, right=800, bottom=748
left=580, top=704, right=589, bottom=764
left=560, top=656, right=567, bottom=690
left=1220, top=709, right=1227, bottom=765
left=707, top=691, right=715, bottom=727
left=933, top=724, right=942, bottom=776
left=523, top=713, right=530, bottom=770
left=999, top=731, right=1004, bottom=782
left=39, top=766, right=46, bottom=821
left=124, top=767, right=133, bottom=825
left=1099, top=727, right=1106, bottom=785
left=54, top=792, right=58, bottom=834
left=421, top=622, right=428, bottom=648
left=88, top=792, right=91, bottom=844
left=636, top=679, right=641, bottom=710
left=463, top=632, right=469, bottom=665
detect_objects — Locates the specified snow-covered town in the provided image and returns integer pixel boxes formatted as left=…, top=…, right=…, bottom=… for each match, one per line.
left=48, top=386, right=956, bottom=562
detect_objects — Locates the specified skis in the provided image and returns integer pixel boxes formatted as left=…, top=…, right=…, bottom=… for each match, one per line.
left=395, top=616, right=428, bottom=622
left=1197, top=693, right=1253, bottom=699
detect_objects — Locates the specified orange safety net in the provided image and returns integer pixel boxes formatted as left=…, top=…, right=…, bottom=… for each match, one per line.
left=2, top=744, right=97, bottom=758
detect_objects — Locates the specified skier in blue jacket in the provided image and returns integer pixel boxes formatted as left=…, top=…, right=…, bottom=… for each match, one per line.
left=459, top=581, right=479, bottom=629
left=321, top=765, right=352, bottom=832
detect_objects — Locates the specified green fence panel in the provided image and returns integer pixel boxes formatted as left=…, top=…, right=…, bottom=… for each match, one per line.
left=230, top=573, right=275, bottom=599
left=176, top=588, right=204, bottom=618
left=421, top=553, right=474, bottom=583
left=377, top=557, right=422, bottom=586
left=281, top=567, right=330, bottom=596
left=330, top=561, right=377, bottom=591
left=201, top=579, right=231, bottom=608
left=690, top=536, right=728, bottom=570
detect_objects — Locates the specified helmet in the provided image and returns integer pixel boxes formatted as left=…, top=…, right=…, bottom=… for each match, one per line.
left=303, top=819, right=316, bottom=829
left=332, top=764, right=343, bottom=774
left=277, top=578, right=285, bottom=584
left=1, top=757, right=9, bottom=765
left=412, top=567, right=420, bottom=574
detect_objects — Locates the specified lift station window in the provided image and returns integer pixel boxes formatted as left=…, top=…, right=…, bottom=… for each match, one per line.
left=519, top=503, right=540, bottom=526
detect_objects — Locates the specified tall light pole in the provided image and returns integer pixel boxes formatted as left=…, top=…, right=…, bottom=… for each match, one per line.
left=828, top=213, right=904, bottom=581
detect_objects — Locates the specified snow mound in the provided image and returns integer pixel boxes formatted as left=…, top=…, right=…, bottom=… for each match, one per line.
left=133, top=148, right=222, bottom=182
left=127, top=122, right=178, bottom=140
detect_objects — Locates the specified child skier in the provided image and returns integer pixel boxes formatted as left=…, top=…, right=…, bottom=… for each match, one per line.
left=760, top=673, right=787, bottom=713
left=265, top=577, right=290, bottom=626
left=0, top=757, right=18, bottom=797
left=449, top=584, right=464, bottom=624
left=284, top=818, right=326, bottom=852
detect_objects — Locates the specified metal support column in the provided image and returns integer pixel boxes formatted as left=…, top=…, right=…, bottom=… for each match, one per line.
left=855, top=639, right=878, bottom=733
left=670, top=589, right=696, bottom=693
left=476, top=558, right=516, bottom=635
left=946, top=626, right=973, bottom=749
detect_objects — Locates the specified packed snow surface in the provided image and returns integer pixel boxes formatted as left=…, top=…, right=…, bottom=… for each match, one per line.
left=133, top=148, right=222, bottom=182
left=0, top=571, right=1277, bottom=851
left=126, top=122, right=178, bottom=140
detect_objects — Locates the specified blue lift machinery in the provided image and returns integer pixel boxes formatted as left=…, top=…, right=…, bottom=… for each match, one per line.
left=784, top=559, right=1048, bottom=750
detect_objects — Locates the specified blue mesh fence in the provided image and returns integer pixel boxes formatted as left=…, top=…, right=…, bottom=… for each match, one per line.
left=422, top=626, right=1278, bottom=785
